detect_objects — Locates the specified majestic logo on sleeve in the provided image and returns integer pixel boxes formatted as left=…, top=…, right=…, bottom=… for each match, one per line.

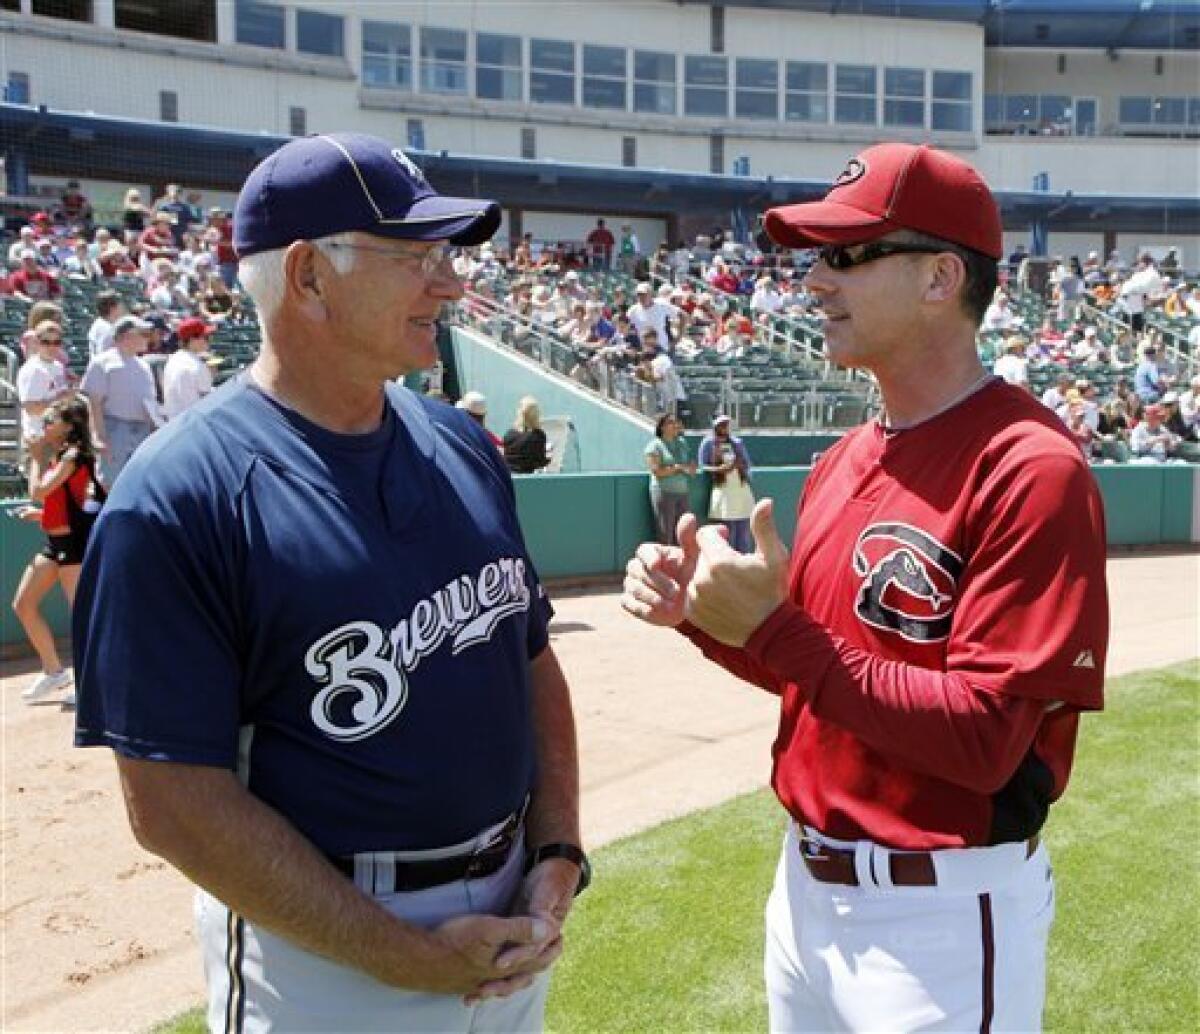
left=304, top=558, right=530, bottom=742
left=852, top=523, right=963, bottom=643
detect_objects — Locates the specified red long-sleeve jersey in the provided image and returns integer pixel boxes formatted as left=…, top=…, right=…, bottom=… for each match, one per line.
left=682, top=380, right=1108, bottom=849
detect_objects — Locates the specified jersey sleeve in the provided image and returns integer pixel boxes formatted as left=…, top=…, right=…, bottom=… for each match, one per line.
left=73, top=493, right=243, bottom=767
left=948, top=447, right=1108, bottom=709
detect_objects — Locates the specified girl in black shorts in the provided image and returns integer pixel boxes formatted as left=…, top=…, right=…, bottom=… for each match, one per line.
left=13, top=397, right=104, bottom=705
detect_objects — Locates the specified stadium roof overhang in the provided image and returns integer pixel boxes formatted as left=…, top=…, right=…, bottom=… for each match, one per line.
left=683, top=1, right=1200, bottom=51
left=1, top=104, right=1196, bottom=237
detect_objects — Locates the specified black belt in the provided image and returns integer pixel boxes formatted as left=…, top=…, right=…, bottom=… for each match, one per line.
left=799, top=834, right=1040, bottom=888
left=331, top=811, right=521, bottom=893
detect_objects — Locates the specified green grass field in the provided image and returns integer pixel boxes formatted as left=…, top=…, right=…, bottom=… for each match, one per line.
left=154, top=661, right=1198, bottom=1034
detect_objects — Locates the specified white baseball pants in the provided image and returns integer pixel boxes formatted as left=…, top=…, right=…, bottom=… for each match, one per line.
left=764, top=824, right=1055, bottom=1033
left=195, top=827, right=549, bottom=1033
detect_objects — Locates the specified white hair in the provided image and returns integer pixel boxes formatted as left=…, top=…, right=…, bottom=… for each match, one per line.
left=237, top=232, right=359, bottom=323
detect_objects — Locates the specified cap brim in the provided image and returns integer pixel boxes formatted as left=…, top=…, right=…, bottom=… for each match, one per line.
left=763, top=199, right=895, bottom=249
left=376, top=195, right=502, bottom=247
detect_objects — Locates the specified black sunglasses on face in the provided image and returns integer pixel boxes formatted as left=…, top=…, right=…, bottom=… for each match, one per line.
left=818, top=242, right=950, bottom=271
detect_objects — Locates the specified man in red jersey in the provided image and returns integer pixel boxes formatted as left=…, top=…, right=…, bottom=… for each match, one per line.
left=622, top=143, right=1108, bottom=1033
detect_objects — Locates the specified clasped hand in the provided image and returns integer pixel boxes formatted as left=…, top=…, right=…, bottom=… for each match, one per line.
left=622, top=498, right=790, bottom=646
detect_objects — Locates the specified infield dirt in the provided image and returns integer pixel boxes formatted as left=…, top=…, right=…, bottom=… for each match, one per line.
left=2, top=553, right=1196, bottom=1033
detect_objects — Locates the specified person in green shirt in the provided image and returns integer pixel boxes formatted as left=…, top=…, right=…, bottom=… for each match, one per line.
left=643, top=413, right=695, bottom=546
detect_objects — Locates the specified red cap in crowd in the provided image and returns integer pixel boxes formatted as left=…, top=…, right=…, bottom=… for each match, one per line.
left=762, top=143, right=1003, bottom=259
left=177, top=317, right=216, bottom=342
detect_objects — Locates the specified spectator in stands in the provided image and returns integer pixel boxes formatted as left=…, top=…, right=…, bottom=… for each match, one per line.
left=18, top=301, right=67, bottom=364
left=1041, top=371, right=1073, bottom=411
left=1071, top=325, right=1102, bottom=363
left=637, top=329, right=687, bottom=416
left=162, top=317, right=216, bottom=420
left=1164, top=282, right=1199, bottom=319
left=586, top=218, right=615, bottom=269
left=644, top=413, right=696, bottom=547
left=202, top=207, right=238, bottom=288
left=11, top=396, right=103, bottom=706
left=154, top=184, right=194, bottom=247
left=750, top=276, right=783, bottom=315
left=8, top=225, right=36, bottom=268
left=1134, top=343, right=1167, bottom=403
left=561, top=270, right=587, bottom=306
left=1118, top=254, right=1164, bottom=333
left=122, top=187, right=151, bottom=234
left=992, top=336, right=1029, bottom=389
left=502, top=395, right=551, bottom=474
left=139, top=211, right=180, bottom=267
left=30, top=210, right=54, bottom=238
left=62, top=238, right=102, bottom=281
left=80, top=315, right=158, bottom=486
left=617, top=223, right=640, bottom=275
left=198, top=271, right=236, bottom=321
left=668, top=241, right=691, bottom=283
left=1160, top=392, right=1195, bottom=443
left=1180, top=375, right=1200, bottom=436
left=88, top=226, right=112, bottom=260
left=1160, top=247, right=1180, bottom=275
left=99, top=239, right=138, bottom=278
left=32, top=237, right=57, bottom=269
left=16, top=320, right=70, bottom=449
left=981, top=290, right=1016, bottom=333
left=1097, top=398, right=1130, bottom=441
left=87, top=292, right=125, bottom=358
left=454, top=391, right=503, bottom=451
left=715, top=314, right=755, bottom=357
left=697, top=414, right=755, bottom=554
left=1076, top=380, right=1101, bottom=432
left=1130, top=403, right=1181, bottom=464
left=10, top=249, right=61, bottom=303
left=627, top=281, right=684, bottom=354
left=59, top=180, right=93, bottom=230
left=1062, top=395, right=1097, bottom=460
left=1051, top=258, right=1084, bottom=323
left=706, top=256, right=740, bottom=295
left=148, top=262, right=191, bottom=313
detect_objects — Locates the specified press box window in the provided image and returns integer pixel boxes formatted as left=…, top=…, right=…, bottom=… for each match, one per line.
left=362, top=22, right=411, bottom=90
left=235, top=0, right=284, bottom=49
left=932, top=71, right=972, bottom=132
left=884, top=68, right=924, bottom=128
left=116, top=0, right=215, bottom=42
left=785, top=62, right=827, bottom=123
left=296, top=9, right=344, bottom=58
left=407, top=119, right=425, bottom=150
left=531, top=39, right=575, bottom=105
left=420, top=27, right=467, bottom=95
left=835, top=64, right=876, bottom=125
left=622, top=136, right=637, bottom=168
left=710, top=134, right=725, bottom=174
left=583, top=45, right=626, bottom=110
left=736, top=59, right=778, bottom=121
left=521, top=126, right=537, bottom=159
left=477, top=32, right=522, bottom=102
left=5, top=71, right=30, bottom=104
left=289, top=106, right=307, bottom=137
left=160, top=90, right=178, bottom=123
left=686, top=55, right=728, bottom=118
left=633, top=50, right=676, bottom=115
left=32, top=0, right=90, bottom=23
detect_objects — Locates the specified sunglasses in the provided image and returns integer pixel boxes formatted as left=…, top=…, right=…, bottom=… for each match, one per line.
left=818, top=242, right=951, bottom=271
left=39, top=335, right=63, bottom=343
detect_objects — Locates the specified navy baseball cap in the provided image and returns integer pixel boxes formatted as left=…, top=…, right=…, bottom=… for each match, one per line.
left=234, top=132, right=501, bottom=258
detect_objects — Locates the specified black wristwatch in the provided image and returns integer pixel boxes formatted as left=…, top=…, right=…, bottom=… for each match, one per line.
left=526, top=842, right=592, bottom=896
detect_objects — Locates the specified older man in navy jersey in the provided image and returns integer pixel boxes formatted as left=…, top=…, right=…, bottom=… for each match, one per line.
left=74, top=134, right=586, bottom=1033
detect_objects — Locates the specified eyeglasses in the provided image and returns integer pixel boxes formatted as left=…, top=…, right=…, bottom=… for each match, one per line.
left=39, top=335, right=62, bottom=343
left=322, top=240, right=454, bottom=278
left=817, top=242, right=951, bottom=271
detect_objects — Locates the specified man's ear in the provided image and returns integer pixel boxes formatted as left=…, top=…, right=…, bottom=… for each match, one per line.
left=283, top=241, right=329, bottom=322
left=923, top=251, right=967, bottom=306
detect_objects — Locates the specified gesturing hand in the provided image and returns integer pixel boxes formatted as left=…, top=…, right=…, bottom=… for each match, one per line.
left=622, top=512, right=703, bottom=628
left=419, top=912, right=559, bottom=996
left=685, top=498, right=791, bottom=647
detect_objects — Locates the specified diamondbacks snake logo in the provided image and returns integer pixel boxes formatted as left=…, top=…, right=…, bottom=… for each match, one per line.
left=833, top=157, right=867, bottom=188
left=852, top=523, right=962, bottom=643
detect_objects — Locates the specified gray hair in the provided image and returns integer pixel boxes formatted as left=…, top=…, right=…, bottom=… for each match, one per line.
left=237, top=232, right=358, bottom=322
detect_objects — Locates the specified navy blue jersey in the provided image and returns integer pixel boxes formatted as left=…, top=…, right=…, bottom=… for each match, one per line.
left=74, top=377, right=552, bottom=855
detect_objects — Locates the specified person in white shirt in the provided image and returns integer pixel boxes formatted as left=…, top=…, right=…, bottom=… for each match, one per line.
left=1130, top=404, right=1180, bottom=463
left=162, top=317, right=216, bottom=420
left=750, top=276, right=783, bottom=315
left=982, top=292, right=1016, bottom=333
left=7, top=226, right=35, bottom=268
left=1041, top=371, right=1073, bottom=411
left=638, top=329, right=687, bottom=415
left=991, top=336, right=1029, bottom=388
left=1119, top=255, right=1165, bottom=333
left=627, top=282, right=683, bottom=352
left=1180, top=375, right=1200, bottom=434
left=80, top=315, right=158, bottom=486
left=87, top=292, right=125, bottom=358
left=147, top=263, right=191, bottom=313
left=16, top=320, right=70, bottom=445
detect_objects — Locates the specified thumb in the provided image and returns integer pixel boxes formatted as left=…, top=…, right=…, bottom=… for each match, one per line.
left=751, top=498, right=789, bottom=572
left=676, top=512, right=701, bottom=573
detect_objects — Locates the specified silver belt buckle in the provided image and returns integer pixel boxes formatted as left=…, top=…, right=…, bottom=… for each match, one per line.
left=799, top=833, right=830, bottom=861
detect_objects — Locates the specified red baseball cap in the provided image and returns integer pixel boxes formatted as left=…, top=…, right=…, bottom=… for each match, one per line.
left=763, top=143, right=1003, bottom=259
left=177, top=317, right=216, bottom=341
